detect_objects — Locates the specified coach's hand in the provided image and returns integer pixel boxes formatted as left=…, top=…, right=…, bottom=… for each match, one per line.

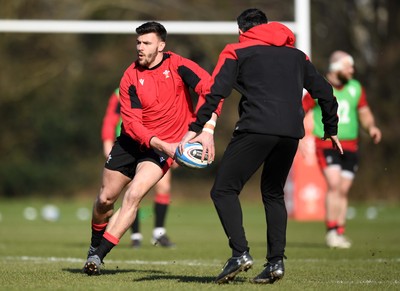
left=190, top=131, right=215, bottom=164
left=178, top=130, right=215, bottom=164
left=322, top=134, right=343, bottom=154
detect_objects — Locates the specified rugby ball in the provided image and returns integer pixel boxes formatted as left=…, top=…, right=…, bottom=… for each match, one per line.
left=175, top=142, right=209, bottom=169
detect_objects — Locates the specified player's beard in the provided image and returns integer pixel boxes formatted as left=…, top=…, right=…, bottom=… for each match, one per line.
left=138, top=49, right=158, bottom=68
left=337, top=72, right=350, bottom=85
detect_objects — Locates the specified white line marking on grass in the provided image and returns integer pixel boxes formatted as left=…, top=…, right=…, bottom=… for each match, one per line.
left=2, top=256, right=400, bottom=265
left=290, top=258, right=400, bottom=263
left=0, top=256, right=218, bottom=266
left=330, top=280, right=400, bottom=285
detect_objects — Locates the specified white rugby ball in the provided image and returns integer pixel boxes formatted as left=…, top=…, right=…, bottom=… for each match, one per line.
left=175, top=142, right=209, bottom=169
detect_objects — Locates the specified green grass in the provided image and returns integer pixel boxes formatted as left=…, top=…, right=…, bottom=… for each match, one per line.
left=0, top=198, right=399, bottom=290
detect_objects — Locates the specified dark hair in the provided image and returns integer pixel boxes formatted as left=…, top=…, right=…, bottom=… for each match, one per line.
left=135, top=21, right=167, bottom=42
left=237, top=8, right=268, bottom=32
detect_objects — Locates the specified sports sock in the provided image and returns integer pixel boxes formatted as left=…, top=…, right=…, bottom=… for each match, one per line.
left=336, top=225, right=345, bottom=235
left=95, top=231, right=119, bottom=261
left=326, top=220, right=338, bottom=232
left=131, top=208, right=140, bottom=234
left=153, top=227, right=166, bottom=239
left=91, top=222, right=108, bottom=248
left=130, top=232, right=143, bottom=241
left=154, top=193, right=170, bottom=228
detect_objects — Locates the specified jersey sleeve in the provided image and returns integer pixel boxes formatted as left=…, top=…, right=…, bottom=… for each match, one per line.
left=190, top=44, right=237, bottom=132
left=303, top=59, right=339, bottom=136
left=101, top=90, right=120, bottom=141
left=175, top=54, right=224, bottom=118
left=357, top=86, right=368, bottom=109
left=119, top=65, right=155, bottom=147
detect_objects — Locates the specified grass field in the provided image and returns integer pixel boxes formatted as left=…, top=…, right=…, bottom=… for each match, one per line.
left=0, top=197, right=399, bottom=290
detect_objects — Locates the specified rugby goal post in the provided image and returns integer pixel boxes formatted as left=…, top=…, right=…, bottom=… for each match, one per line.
left=0, top=0, right=310, bottom=57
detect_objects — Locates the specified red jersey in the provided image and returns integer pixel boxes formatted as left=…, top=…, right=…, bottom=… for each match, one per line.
left=119, top=51, right=219, bottom=148
left=101, top=89, right=120, bottom=141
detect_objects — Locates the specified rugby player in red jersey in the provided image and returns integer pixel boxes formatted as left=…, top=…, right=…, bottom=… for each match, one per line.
left=101, top=88, right=177, bottom=249
left=83, top=21, right=220, bottom=275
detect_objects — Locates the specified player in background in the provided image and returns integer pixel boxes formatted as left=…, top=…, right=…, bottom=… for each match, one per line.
left=179, top=8, right=342, bottom=284
left=102, top=88, right=175, bottom=248
left=83, top=21, right=220, bottom=275
left=302, top=50, right=382, bottom=249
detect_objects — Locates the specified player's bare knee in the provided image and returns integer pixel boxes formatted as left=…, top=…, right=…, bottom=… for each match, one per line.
left=95, top=193, right=116, bottom=211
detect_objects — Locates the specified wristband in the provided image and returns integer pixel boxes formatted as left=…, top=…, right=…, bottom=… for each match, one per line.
left=203, top=123, right=215, bottom=130
left=202, top=127, right=214, bottom=135
left=205, top=120, right=216, bottom=127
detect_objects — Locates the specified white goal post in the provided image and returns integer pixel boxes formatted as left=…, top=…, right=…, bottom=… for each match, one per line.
left=0, top=0, right=310, bottom=56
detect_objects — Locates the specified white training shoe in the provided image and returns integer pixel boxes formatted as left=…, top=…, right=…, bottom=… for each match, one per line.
left=335, top=234, right=352, bottom=249
left=326, top=230, right=351, bottom=249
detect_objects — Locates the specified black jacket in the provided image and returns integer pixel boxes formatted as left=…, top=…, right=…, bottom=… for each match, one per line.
left=190, top=22, right=338, bottom=139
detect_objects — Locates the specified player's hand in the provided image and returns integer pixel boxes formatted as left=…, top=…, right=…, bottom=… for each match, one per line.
left=178, top=131, right=197, bottom=154
left=322, top=134, right=343, bottom=154
left=149, top=137, right=177, bottom=158
left=369, top=126, right=382, bottom=144
left=168, top=142, right=180, bottom=159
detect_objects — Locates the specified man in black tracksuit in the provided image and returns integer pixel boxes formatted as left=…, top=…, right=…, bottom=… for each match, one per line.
left=179, top=8, right=343, bottom=284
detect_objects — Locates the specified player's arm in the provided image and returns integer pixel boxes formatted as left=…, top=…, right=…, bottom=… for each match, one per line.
left=177, top=56, right=224, bottom=119
left=356, top=87, right=381, bottom=144
left=358, top=106, right=382, bottom=144
left=179, top=46, right=237, bottom=160
left=177, top=56, right=221, bottom=161
left=149, top=136, right=177, bottom=159
left=189, top=45, right=237, bottom=133
left=101, top=91, right=120, bottom=157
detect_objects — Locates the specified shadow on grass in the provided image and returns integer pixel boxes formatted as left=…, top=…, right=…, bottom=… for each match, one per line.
left=63, top=268, right=166, bottom=276
left=133, top=274, right=248, bottom=284
left=64, top=268, right=250, bottom=284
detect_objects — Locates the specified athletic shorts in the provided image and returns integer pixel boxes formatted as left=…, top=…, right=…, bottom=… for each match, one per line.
left=316, top=148, right=359, bottom=174
left=104, top=134, right=173, bottom=179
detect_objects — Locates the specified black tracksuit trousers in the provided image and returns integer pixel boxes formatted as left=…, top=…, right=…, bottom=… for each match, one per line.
left=210, top=132, right=298, bottom=262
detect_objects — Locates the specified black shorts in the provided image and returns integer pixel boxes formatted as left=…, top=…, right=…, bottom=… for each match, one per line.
left=316, top=148, right=358, bottom=174
left=105, top=134, right=172, bottom=179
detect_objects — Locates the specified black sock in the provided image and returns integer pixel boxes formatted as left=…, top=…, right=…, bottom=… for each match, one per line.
left=131, top=208, right=140, bottom=233
left=95, top=237, right=116, bottom=261
left=154, top=202, right=168, bottom=228
left=91, top=227, right=106, bottom=248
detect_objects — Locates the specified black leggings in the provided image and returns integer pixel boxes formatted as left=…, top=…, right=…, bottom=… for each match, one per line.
left=210, top=132, right=298, bottom=260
